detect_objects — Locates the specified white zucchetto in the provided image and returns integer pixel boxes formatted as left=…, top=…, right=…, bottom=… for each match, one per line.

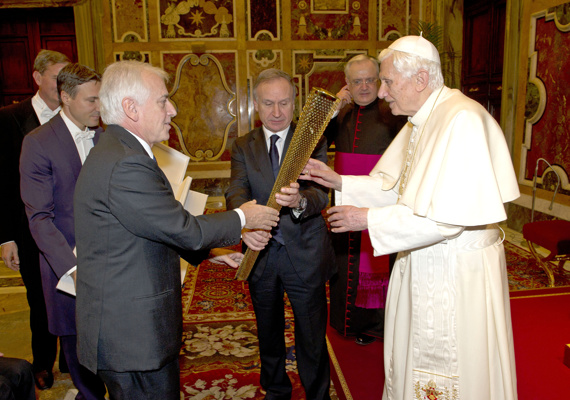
left=388, top=35, right=441, bottom=64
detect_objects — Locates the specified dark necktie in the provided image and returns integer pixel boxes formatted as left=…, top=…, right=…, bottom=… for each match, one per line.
left=269, top=134, right=280, bottom=178
left=268, top=134, right=284, bottom=244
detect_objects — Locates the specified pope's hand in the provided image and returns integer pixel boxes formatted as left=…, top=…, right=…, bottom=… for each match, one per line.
left=299, top=158, right=342, bottom=191
left=327, top=205, right=369, bottom=233
left=239, top=200, right=279, bottom=230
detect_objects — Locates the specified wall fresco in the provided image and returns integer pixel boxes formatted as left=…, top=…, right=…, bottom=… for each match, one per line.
left=163, top=52, right=238, bottom=162
left=159, top=0, right=236, bottom=40
left=379, top=0, right=409, bottom=40
left=248, top=0, right=279, bottom=40
left=292, top=0, right=368, bottom=40
left=112, top=0, right=148, bottom=42
left=523, top=4, right=570, bottom=188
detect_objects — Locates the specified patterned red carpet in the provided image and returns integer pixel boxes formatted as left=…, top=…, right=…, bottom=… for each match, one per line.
left=179, top=256, right=336, bottom=399
left=505, top=240, right=570, bottom=291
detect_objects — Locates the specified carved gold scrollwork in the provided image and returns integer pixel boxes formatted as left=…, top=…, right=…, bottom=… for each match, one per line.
left=169, top=53, right=236, bottom=161
left=160, top=0, right=234, bottom=39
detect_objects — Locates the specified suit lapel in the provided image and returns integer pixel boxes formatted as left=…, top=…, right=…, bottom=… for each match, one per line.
left=108, top=125, right=148, bottom=155
left=49, top=114, right=83, bottom=179
left=16, top=98, right=40, bottom=137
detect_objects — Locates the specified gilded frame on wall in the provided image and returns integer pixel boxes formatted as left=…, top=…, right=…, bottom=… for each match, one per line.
left=521, top=3, right=570, bottom=192
left=165, top=52, right=238, bottom=162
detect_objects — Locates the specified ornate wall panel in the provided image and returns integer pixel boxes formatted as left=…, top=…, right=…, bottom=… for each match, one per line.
left=292, top=0, right=369, bottom=40
left=158, top=0, right=236, bottom=40
left=163, top=52, right=238, bottom=162
left=112, top=0, right=148, bottom=42
left=379, top=0, right=409, bottom=40
left=247, top=0, right=280, bottom=40
left=520, top=3, right=570, bottom=192
left=89, top=0, right=426, bottom=190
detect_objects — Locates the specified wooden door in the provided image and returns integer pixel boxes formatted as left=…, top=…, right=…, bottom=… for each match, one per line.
left=462, top=0, right=506, bottom=122
left=0, top=7, right=77, bottom=106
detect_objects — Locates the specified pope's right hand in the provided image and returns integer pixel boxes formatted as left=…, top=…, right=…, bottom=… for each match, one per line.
left=239, top=200, right=279, bottom=231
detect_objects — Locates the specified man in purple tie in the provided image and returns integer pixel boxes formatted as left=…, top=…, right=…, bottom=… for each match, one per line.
left=19, top=63, right=107, bottom=399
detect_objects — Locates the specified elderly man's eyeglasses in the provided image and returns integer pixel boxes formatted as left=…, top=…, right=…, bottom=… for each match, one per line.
left=349, top=78, right=378, bottom=86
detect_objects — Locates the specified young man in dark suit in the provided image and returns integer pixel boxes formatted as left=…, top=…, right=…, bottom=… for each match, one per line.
left=73, top=60, right=279, bottom=399
left=20, top=63, right=107, bottom=400
left=0, top=49, right=69, bottom=390
left=225, top=68, right=336, bottom=400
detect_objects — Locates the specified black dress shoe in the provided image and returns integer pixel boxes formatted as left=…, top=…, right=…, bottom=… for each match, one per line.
left=355, top=334, right=376, bottom=346
left=34, top=369, right=54, bottom=390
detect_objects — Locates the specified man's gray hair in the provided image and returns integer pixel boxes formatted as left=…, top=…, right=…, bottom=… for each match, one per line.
left=33, top=50, right=70, bottom=74
left=253, top=68, right=296, bottom=101
left=99, top=61, right=170, bottom=125
left=344, top=54, right=379, bottom=77
left=378, top=48, right=444, bottom=90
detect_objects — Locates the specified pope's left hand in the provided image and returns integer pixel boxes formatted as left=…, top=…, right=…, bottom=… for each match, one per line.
left=327, top=205, right=369, bottom=233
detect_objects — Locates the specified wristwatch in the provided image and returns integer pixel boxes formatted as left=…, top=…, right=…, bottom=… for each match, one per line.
left=295, top=194, right=307, bottom=212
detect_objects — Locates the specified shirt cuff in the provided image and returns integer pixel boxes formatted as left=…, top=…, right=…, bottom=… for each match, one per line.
left=1, top=240, right=15, bottom=246
left=234, top=208, right=246, bottom=229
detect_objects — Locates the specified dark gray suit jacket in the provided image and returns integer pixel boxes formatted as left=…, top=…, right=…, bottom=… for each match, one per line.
left=74, top=124, right=242, bottom=373
left=225, top=124, right=335, bottom=286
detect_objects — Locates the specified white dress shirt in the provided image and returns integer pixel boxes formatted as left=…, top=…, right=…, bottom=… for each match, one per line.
left=31, top=92, right=61, bottom=125
left=60, top=111, right=95, bottom=165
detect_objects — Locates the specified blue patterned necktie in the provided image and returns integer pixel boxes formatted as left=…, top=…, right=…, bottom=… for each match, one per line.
left=268, top=134, right=284, bottom=244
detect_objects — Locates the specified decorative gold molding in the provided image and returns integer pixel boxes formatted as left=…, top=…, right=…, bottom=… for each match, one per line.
left=169, top=53, right=237, bottom=162
left=520, top=7, right=570, bottom=191
left=0, top=0, right=85, bottom=7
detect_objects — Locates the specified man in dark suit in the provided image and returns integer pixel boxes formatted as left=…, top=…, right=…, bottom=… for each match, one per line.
left=74, top=60, right=279, bottom=399
left=20, top=63, right=107, bottom=400
left=225, top=69, right=336, bottom=400
left=0, top=49, right=69, bottom=390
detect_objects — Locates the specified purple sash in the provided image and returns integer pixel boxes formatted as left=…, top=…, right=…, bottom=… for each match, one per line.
left=334, top=151, right=389, bottom=309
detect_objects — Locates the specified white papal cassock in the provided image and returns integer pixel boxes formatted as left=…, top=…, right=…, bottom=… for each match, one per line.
left=337, top=86, right=520, bottom=400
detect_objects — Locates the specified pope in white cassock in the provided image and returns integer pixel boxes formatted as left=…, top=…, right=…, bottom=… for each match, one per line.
left=301, top=35, right=519, bottom=400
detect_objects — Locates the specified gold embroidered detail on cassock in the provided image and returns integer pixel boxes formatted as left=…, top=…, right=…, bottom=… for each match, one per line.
left=414, top=379, right=459, bottom=400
